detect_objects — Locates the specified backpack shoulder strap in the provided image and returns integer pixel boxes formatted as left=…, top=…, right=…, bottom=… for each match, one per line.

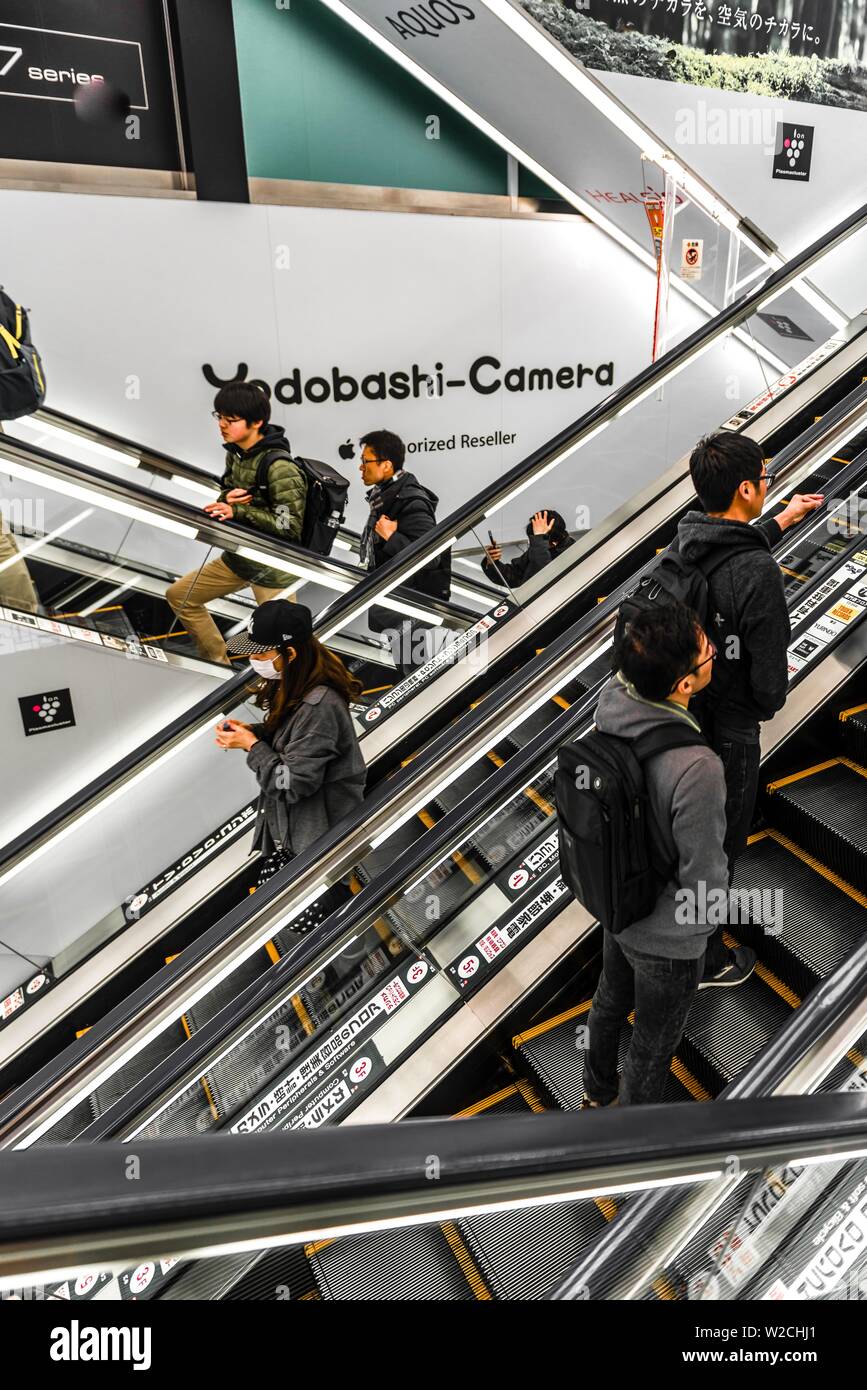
left=631, top=724, right=707, bottom=763
left=254, top=447, right=300, bottom=498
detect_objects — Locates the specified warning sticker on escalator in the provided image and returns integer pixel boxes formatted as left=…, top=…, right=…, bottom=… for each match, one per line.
left=788, top=560, right=866, bottom=629
left=496, top=827, right=560, bottom=898
left=787, top=566, right=867, bottom=679
left=447, top=869, right=569, bottom=993
left=359, top=600, right=518, bottom=731
left=0, top=969, right=53, bottom=1036
left=228, top=960, right=429, bottom=1135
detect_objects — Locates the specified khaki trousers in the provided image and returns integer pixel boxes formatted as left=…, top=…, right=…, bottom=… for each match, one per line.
left=166, top=555, right=292, bottom=665
left=0, top=519, right=39, bottom=613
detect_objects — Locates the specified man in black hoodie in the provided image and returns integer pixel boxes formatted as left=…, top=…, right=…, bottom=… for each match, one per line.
left=678, top=431, right=823, bottom=984
left=359, top=429, right=451, bottom=678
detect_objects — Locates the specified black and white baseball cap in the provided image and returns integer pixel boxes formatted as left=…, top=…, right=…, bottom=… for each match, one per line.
left=226, top=600, right=313, bottom=657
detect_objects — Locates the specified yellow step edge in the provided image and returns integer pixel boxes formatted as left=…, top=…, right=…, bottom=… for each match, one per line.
left=265, top=940, right=279, bottom=966
left=453, top=1084, right=520, bottom=1119
left=513, top=999, right=591, bottom=1049
left=766, top=759, right=840, bottom=793
left=653, top=1274, right=680, bottom=1300
left=361, top=685, right=393, bottom=696
left=417, top=808, right=482, bottom=885
left=486, top=752, right=556, bottom=817
left=779, top=565, right=810, bottom=583
left=768, top=829, right=867, bottom=910
left=840, top=756, right=867, bottom=782
left=292, top=992, right=316, bottom=1038
left=552, top=694, right=570, bottom=711
left=305, top=1239, right=334, bottom=1258
left=722, top=931, right=801, bottom=1011
left=747, top=830, right=771, bottom=845
left=670, top=1056, right=712, bottom=1103
left=440, top=1221, right=493, bottom=1300
left=514, top=1077, right=547, bottom=1114
left=840, top=703, right=867, bottom=721
left=596, top=1196, right=618, bottom=1223
left=75, top=1026, right=91, bottom=1039
left=298, top=1290, right=320, bottom=1300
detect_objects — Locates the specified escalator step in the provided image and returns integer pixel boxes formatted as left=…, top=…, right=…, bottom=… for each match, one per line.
left=676, top=969, right=792, bottom=1095
left=432, top=756, right=499, bottom=813
left=87, top=1021, right=187, bottom=1120
left=513, top=1005, right=695, bottom=1110
left=459, top=1195, right=618, bottom=1301
left=453, top=1083, right=537, bottom=1117
left=182, top=949, right=273, bottom=1034
left=308, top=1225, right=479, bottom=1300
left=222, top=1245, right=318, bottom=1301
left=357, top=816, right=428, bottom=880
left=766, top=760, right=867, bottom=895
left=506, top=702, right=566, bottom=749
left=726, top=834, right=867, bottom=999
left=840, top=707, right=867, bottom=766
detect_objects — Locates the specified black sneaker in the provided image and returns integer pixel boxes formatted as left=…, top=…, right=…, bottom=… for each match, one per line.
left=698, top=946, right=757, bottom=990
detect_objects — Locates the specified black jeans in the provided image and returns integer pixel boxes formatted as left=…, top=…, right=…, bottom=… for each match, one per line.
left=701, top=714, right=762, bottom=974
left=584, top=931, right=703, bottom=1106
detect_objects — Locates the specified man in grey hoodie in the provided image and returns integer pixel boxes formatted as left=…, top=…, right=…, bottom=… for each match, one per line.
left=678, top=432, right=822, bottom=985
left=584, top=602, right=741, bottom=1108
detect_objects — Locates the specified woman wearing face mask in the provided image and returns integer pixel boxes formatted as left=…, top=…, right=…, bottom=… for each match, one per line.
left=215, top=600, right=366, bottom=926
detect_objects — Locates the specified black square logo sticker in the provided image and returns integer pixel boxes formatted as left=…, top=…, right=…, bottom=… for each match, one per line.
left=756, top=312, right=812, bottom=342
left=18, top=688, right=75, bottom=736
left=773, top=123, right=814, bottom=181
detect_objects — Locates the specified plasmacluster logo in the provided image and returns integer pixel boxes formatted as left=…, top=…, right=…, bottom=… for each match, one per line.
left=203, top=356, right=615, bottom=406
left=386, top=1, right=475, bottom=40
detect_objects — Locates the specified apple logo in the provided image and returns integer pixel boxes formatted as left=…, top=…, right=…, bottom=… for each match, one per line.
left=338, top=439, right=355, bottom=461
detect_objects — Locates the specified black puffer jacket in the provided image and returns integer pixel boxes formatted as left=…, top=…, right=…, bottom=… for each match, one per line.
left=361, top=470, right=450, bottom=599
left=677, top=510, right=788, bottom=733
left=481, top=532, right=574, bottom=589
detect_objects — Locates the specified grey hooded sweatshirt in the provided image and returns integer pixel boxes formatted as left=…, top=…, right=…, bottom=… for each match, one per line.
left=594, top=673, right=729, bottom=960
left=677, top=511, right=789, bottom=734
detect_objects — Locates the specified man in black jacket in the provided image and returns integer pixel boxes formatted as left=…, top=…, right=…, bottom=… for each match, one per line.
left=482, top=509, right=574, bottom=589
left=678, top=431, right=822, bottom=986
left=358, top=430, right=450, bottom=678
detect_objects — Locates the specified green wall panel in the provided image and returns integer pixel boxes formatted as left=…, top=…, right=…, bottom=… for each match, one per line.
left=232, top=0, right=508, bottom=193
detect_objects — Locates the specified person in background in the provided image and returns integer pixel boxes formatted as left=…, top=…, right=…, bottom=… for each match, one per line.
left=216, top=600, right=366, bottom=931
left=358, top=429, right=451, bottom=679
left=678, top=432, right=822, bottom=986
left=0, top=516, right=39, bottom=613
left=482, top=509, right=573, bottom=589
left=583, top=602, right=743, bottom=1110
left=167, top=384, right=307, bottom=665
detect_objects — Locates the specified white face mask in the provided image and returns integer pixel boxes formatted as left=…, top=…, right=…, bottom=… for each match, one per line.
left=249, top=655, right=281, bottom=680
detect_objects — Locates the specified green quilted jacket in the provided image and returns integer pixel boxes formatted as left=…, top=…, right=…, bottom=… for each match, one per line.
left=218, top=424, right=308, bottom=588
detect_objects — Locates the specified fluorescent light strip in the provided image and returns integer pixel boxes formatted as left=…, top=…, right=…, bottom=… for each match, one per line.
left=332, top=537, right=355, bottom=552
left=13, top=880, right=331, bottom=1152
left=370, top=636, right=612, bottom=850
left=125, top=931, right=358, bottom=1140
left=236, top=545, right=353, bottom=595
left=0, top=457, right=197, bottom=538
left=796, top=1149, right=867, bottom=1168
left=449, top=581, right=490, bottom=603
left=0, top=719, right=217, bottom=895
left=0, top=508, right=92, bottom=574
left=174, top=476, right=220, bottom=499
left=9, top=416, right=137, bottom=470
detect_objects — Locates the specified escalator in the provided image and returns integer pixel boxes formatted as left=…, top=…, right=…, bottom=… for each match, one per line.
left=3, top=384, right=867, bottom=1303
left=2, top=201, right=867, bottom=1126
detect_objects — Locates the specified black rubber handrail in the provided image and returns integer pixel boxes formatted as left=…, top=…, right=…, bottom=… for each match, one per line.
left=1, top=1095, right=866, bottom=1245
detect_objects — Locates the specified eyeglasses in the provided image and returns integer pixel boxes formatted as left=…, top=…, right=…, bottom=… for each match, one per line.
left=211, top=412, right=243, bottom=423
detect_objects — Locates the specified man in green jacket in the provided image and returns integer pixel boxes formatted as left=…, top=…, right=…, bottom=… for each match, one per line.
left=167, top=383, right=307, bottom=664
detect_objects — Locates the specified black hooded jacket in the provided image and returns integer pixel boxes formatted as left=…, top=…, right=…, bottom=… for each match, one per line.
left=481, top=532, right=575, bottom=589
left=362, top=470, right=450, bottom=599
left=677, top=510, right=789, bottom=733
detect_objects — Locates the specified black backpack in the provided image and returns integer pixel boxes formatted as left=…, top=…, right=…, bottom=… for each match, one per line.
left=255, top=449, right=350, bottom=557
left=0, top=286, right=46, bottom=421
left=615, top=538, right=754, bottom=661
left=556, top=723, right=706, bottom=934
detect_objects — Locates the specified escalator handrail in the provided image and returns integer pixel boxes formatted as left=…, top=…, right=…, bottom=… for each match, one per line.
left=3, top=201, right=865, bottom=878
left=31, top=404, right=504, bottom=600
left=1, top=1095, right=866, bottom=1265
left=5, top=436, right=866, bottom=1142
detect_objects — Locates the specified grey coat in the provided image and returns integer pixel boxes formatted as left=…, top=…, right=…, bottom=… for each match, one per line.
left=246, top=685, right=366, bottom=859
left=594, top=673, right=730, bottom=960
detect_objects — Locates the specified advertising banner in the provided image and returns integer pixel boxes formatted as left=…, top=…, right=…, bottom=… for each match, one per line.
left=529, top=1, right=867, bottom=112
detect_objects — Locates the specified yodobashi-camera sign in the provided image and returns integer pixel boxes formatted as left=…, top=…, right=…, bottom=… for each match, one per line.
left=0, top=22, right=148, bottom=106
